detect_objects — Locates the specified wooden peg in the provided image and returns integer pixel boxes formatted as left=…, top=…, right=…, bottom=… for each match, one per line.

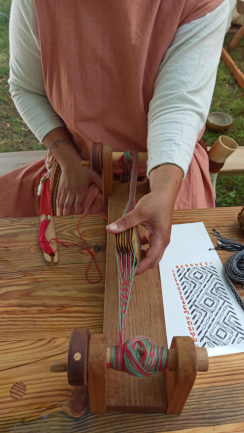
left=102, top=145, right=113, bottom=204
left=229, top=23, right=244, bottom=50
left=40, top=214, right=58, bottom=264
left=50, top=362, right=68, bottom=373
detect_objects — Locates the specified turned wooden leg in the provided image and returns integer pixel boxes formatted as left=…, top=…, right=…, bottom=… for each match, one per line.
left=102, top=145, right=113, bottom=204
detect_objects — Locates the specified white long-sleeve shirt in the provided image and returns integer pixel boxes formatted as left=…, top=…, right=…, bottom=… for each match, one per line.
left=9, top=0, right=229, bottom=177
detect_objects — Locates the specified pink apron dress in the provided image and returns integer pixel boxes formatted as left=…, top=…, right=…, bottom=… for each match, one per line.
left=0, top=0, right=222, bottom=218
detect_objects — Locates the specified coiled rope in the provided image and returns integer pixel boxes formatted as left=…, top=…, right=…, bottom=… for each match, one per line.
left=211, top=229, right=244, bottom=310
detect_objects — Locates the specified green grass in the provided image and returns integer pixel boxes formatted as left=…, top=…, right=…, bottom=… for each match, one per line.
left=0, top=0, right=45, bottom=152
left=0, top=0, right=244, bottom=206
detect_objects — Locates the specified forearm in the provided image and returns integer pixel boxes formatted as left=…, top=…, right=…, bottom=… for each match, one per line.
left=43, top=127, right=81, bottom=170
left=150, top=164, right=183, bottom=209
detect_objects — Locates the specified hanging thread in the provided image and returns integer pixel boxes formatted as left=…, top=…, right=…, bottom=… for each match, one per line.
left=110, top=150, right=169, bottom=377
left=211, top=229, right=244, bottom=310
left=119, top=150, right=133, bottom=182
left=38, top=212, right=111, bottom=284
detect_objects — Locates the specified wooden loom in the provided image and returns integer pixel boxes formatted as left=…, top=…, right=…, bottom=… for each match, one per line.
left=50, top=147, right=209, bottom=415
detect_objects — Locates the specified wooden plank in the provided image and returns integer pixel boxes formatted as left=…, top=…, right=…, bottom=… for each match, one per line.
left=0, top=215, right=106, bottom=269
left=0, top=151, right=46, bottom=176
left=221, top=48, right=244, bottom=91
left=1, top=207, right=244, bottom=431
left=2, top=384, right=244, bottom=433
left=0, top=214, right=106, bottom=340
left=207, top=147, right=244, bottom=177
left=0, top=337, right=73, bottom=417
left=104, top=182, right=169, bottom=413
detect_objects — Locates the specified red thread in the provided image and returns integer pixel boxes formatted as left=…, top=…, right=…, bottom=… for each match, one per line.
left=38, top=219, right=55, bottom=256
left=38, top=212, right=112, bottom=284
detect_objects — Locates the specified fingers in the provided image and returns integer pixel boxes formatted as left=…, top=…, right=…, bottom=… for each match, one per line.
left=135, top=233, right=170, bottom=275
left=57, top=192, right=75, bottom=216
left=74, top=194, right=83, bottom=215
left=56, top=190, right=66, bottom=216
left=106, top=208, right=139, bottom=234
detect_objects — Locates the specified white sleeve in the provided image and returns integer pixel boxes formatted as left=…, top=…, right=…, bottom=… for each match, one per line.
left=147, top=0, right=229, bottom=178
left=8, top=0, right=65, bottom=143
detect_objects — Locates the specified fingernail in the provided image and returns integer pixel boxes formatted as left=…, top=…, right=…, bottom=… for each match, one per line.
left=107, top=223, right=118, bottom=231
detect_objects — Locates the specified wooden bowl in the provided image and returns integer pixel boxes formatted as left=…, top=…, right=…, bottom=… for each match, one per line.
left=207, top=112, right=233, bottom=132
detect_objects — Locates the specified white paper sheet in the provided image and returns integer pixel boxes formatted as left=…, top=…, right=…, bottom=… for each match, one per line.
left=159, top=222, right=244, bottom=357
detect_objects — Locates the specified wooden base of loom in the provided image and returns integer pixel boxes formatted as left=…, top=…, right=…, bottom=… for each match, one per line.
left=103, top=182, right=207, bottom=414
left=51, top=181, right=209, bottom=415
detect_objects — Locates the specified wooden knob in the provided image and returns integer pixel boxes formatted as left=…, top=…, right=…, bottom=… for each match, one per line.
left=167, top=347, right=208, bottom=372
left=68, top=328, right=90, bottom=387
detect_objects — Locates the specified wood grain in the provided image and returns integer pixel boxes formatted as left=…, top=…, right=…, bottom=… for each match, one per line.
left=0, top=214, right=106, bottom=340
left=1, top=203, right=244, bottom=431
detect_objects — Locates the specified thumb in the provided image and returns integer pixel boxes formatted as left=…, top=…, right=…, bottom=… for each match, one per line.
left=106, top=209, right=139, bottom=234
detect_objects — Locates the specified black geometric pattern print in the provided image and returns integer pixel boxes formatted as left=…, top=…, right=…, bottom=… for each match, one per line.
left=177, top=266, right=244, bottom=348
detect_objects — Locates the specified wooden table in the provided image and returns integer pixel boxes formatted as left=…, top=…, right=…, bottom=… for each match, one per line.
left=0, top=207, right=244, bottom=433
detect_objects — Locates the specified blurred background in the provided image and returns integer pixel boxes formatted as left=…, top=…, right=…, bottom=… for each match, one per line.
left=0, top=0, right=244, bottom=207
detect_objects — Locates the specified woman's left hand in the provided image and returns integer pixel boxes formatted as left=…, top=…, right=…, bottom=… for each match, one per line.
left=106, top=164, right=183, bottom=275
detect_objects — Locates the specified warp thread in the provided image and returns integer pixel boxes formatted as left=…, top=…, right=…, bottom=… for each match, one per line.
left=110, top=150, right=169, bottom=377
left=211, top=229, right=244, bottom=310
left=119, top=150, right=133, bottom=182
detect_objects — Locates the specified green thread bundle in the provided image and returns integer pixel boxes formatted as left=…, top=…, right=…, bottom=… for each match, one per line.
left=110, top=336, right=169, bottom=378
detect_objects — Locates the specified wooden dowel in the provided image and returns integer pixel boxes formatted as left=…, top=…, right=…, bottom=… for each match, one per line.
left=106, top=347, right=208, bottom=372
left=81, top=151, right=148, bottom=167
left=50, top=362, right=68, bottom=373
left=221, top=48, right=244, bottom=91
left=229, top=24, right=244, bottom=50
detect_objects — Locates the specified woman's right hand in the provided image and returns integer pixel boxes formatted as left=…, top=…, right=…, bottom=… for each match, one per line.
left=56, top=159, right=103, bottom=216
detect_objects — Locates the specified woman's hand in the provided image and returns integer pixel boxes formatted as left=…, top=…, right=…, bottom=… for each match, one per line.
left=57, top=161, right=102, bottom=216
left=106, top=164, right=183, bottom=275
left=42, top=127, right=103, bottom=216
